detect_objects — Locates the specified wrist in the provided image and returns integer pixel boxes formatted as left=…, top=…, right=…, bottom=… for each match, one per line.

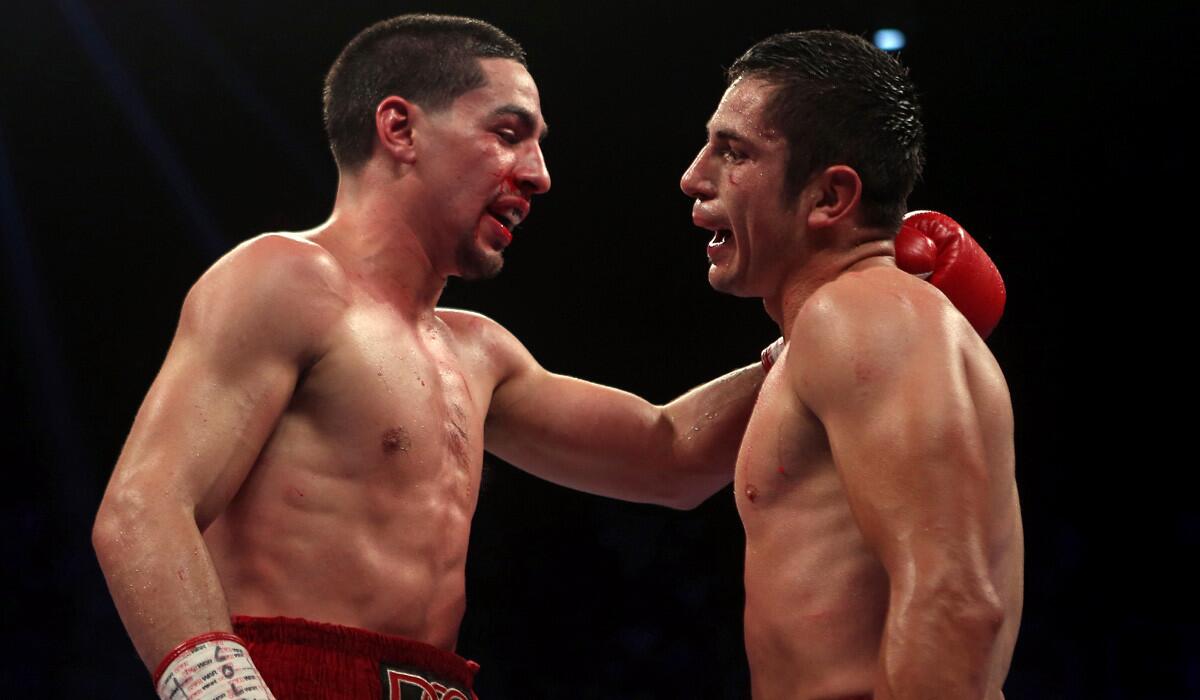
left=154, top=632, right=274, bottom=700
left=761, top=337, right=785, bottom=372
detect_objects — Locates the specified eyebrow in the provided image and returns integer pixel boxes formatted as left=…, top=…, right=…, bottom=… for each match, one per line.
left=711, top=127, right=748, bottom=144
left=491, top=104, right=550, bottom=142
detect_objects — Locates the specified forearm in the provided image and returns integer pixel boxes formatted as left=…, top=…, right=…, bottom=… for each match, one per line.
left=875, top=585, right=1005, bottom=700
left=93, top=493, right=234, bottom=672
left=661, top=363, right=763, bottom=503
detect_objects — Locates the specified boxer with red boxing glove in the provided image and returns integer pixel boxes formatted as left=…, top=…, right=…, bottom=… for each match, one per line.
left=681, top=30, right=1021, bottom=700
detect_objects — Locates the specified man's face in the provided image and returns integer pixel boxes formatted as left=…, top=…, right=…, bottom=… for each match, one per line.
left=417, top=58, right=551, bottom=279
left=680, top=78, right=802, bottom=297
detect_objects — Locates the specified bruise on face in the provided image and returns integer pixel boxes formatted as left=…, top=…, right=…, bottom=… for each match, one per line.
left=381, top=426, right=412, bottom=455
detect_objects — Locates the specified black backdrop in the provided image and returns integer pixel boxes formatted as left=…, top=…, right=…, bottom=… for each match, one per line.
left=1, top=1, right=1193, bottom=697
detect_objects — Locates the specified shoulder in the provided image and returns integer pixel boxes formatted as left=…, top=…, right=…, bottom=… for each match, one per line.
left=180, top=233, right=351, bottom=356
left=437, top=307, right=527, bottom=358
left=436, top=308, right=539, bottom=380
left=788, top=266, right=966, bottom=406
left=437, top=308, right=507, bottom=343
left=792, top=265, right=950, bottom=349
left=195, top=233, right=349, bottom=301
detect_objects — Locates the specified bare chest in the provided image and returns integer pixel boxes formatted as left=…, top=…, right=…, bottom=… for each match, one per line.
left=734, top=357, right=834, bottom=519
left=271, top=306, right=491, bottom=492
left=735, top=359, right=888, bottom=673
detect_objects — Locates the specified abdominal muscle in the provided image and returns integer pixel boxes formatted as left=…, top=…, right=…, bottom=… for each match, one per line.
left=202, top=406, right=482, bottom=651
left=736, top=363, right=888, bottom=699
left=740, top=467, right=889, bottom=699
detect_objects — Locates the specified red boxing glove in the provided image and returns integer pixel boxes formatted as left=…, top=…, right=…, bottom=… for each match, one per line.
left=895, top=210, right=1006, bottom=339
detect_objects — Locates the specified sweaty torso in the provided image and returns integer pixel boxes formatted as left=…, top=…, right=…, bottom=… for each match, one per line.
left=203, top=289, right=496, bottom=650
left=734, top=273, right=1022, bottom=699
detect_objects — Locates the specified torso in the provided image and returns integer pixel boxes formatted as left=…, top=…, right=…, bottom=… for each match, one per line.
left=735, top=271, right=1022, bottom=699
left=203, top=287, right=499, bottom=650
left=736, top=352, right=888, bottom=698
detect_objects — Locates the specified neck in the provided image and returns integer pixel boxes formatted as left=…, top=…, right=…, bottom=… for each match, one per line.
left=309, top=166, right=448, bottom=315
left=764, top=232, right=895, bottom=340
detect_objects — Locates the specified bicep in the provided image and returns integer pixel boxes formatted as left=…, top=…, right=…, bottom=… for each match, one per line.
left=822, top=363, right=993, bottom=575
left=794, top=293, right=995, bottom=578
left=487, top=365, right=667, bottom=470
left=116, top=329, right=299, bottom=527
left=108, top=244, right=335, bottom=527
left=483, top=327, right=670, bottom=494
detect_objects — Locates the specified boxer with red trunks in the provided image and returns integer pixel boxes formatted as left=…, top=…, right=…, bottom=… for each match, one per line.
left=92, top=15, right=769, bottom=699
left=680, top=31, right=1022, bottom=699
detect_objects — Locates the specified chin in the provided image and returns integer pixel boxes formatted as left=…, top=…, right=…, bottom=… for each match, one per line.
left=457, top=246, right=504, bottom=281
left=708, top=265, right=750, bottom=297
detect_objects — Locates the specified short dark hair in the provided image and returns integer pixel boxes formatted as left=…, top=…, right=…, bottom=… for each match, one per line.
left=323, top=14, right=526, bottom=171
left=727, top=30, right=924, bottom=229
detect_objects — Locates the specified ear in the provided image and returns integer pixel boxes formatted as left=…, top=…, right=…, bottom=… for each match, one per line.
left=374, top=96, right=418, bottom=165
left=805, top=165, right=862, bottom=230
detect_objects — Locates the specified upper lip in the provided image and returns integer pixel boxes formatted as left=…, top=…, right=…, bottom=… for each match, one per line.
left=489, top=195, right=530, bottom=230
left=691, top=205, right=728, bottom=233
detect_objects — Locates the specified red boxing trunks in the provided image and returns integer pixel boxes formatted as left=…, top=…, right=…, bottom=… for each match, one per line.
left=233, top=616, right=479, bottom=700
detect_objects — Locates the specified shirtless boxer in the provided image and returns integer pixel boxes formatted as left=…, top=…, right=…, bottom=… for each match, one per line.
left=680, top=31, right=1022, bottom=699
left=91, top=15, right=765, bottom=699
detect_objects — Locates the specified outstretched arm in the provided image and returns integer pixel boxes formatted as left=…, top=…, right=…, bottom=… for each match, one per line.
left=92, top=236, right=345, bottom=673
left=793, top=273, right=1016, bottom=699
left=483, top=322, right=763, bottom=509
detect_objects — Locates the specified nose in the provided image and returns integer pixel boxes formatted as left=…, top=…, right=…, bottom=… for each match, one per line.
left=515, top=143, right=551, bottom=196
left=680, top=146, right=714, bottom=200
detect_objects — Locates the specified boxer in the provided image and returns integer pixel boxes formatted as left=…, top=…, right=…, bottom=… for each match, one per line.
left=681, top=31, right=1022, bottom=699
left=93, top=15, right=766, bottom=699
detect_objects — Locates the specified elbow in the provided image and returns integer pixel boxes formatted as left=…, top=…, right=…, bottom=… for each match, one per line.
left=92, top=504, right=121, bottom=572
left=900, top=573, right=1007, bottom=642
left=652, top=470, right=727, bottom=511
left=956, top=591, right=1008, bottom=645
left=952, top=574, right=1007, bottom=635
left=657, top=485, right=720, bottom=511
left=956, top=589, right=1006, bottom=642
left=653, top=451, right=722, bottom=511
left=653, top=413, right=728, bottom=511
left=91, top=487, right=155, bottom=570
left=659, top=489, right=709, bottom=512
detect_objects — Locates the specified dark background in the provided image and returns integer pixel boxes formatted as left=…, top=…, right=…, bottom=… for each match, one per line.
left=1, top=0, right=1192, bottom=697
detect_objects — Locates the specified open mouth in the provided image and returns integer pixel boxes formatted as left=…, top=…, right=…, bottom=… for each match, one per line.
left=484, top=204, right=527, bottom=247
left=709, top=229, right=731, bottom=247
left=491, top=209, right=520, bottom=231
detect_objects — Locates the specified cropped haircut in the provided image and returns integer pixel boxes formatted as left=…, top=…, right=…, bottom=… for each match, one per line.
left=727, top=30, right=925, bottom=229
left=323, top=14, right=526, bottom=171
